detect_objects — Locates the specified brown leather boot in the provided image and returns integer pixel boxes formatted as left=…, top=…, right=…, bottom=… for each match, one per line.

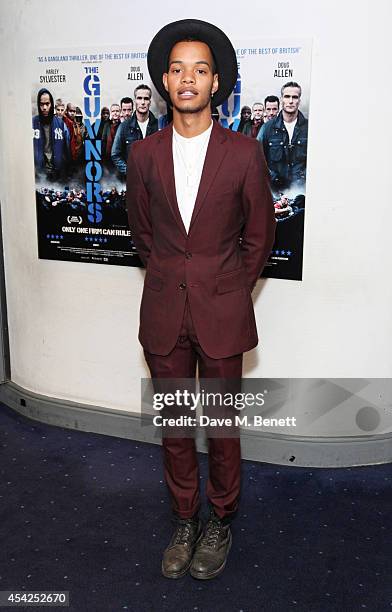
left=190, top=510, right=232, bottom=580
left=162, top=517, right=203, bottom=579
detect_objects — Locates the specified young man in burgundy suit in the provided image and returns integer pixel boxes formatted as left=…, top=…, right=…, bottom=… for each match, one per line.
left=127, top=19, right=276, bottom=580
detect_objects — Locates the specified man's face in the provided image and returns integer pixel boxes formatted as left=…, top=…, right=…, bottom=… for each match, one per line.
left=135, top=89, right=151, bottom=116
left=102, top=109, right=110, bottom=121
left=66, top=104, right=76, bottom=119
left=281, top=87, right=301, bottom=115
left=241, top=108, right=251, bottom=121
left=110, top=105, right=120, bottom=121
left=252, top=104, right=264, bottom=121
left=55, top=103, right=65, bottom=117
left=40, top=93, right=51, bottom=117
left=121, top=102, right=133, bottom=120
left=162, top=40, right=218, bottom=115
left=265, top=101, right=279, bottom=120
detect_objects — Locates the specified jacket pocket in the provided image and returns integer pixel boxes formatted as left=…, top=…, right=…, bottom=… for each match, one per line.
left=144, top=268, right=164, bottom=291
left=293, top=136, right=308, bottom=162
left=268, top=141, right=284, bottom=162
left=216, top=268, right=246, bottom=294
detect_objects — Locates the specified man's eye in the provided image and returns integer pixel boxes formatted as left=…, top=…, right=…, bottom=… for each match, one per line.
left=197, top=69, right=206, bottom=74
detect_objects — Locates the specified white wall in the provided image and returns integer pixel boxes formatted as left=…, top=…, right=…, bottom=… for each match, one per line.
left=0, top=1, right=391, bottom=427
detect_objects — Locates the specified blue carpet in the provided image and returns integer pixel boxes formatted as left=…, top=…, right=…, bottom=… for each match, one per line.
left=0, top=401, right=391, bottom=612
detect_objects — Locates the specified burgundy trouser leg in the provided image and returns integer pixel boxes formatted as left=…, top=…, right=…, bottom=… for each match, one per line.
left=144, top=298, right=242, bottom=520
left=196, top=346, right=242, bottom=521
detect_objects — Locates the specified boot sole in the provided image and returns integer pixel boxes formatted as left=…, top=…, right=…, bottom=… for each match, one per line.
left=190, top=531, right=232, bottom=580
left=161, top=530, right=203, bottom=579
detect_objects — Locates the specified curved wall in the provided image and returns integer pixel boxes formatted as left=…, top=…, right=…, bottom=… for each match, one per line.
left=0, top=0, right=391, bottom=440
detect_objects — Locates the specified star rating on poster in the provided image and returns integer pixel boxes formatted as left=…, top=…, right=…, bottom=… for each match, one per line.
left=84, top=237, right=108, bottom=244
left=46, top=234, right=110, bottom=244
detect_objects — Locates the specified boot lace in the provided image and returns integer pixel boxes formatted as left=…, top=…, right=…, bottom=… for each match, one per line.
left=200, top=519, right=222, bottom=548
left=173, top=519, right=195, bottom=545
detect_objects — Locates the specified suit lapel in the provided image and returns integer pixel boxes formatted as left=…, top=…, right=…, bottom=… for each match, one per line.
left=155, top=125, right=187, bottom=237
left=189, top=121, right=228, bottom=232
left=154, top=121, right=228, bottom=236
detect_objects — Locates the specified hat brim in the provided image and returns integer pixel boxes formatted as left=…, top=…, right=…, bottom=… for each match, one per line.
left=147, top=19, right=237, bottom=109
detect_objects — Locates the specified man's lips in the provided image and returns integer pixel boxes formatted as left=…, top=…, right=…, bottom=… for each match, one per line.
left=177, top=88, right=198, bottom=98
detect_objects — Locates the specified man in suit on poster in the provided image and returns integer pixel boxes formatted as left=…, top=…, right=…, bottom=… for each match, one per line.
left=126, top=19, right=276, bottom=580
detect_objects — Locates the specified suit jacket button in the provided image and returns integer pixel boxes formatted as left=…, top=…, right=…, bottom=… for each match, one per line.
left=185, top=252, right=192, bottom=259
left=179, top=282, right=187, bottom=290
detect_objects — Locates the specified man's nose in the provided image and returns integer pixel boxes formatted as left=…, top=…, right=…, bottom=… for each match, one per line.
left=181, top=70, right=195, bottom=83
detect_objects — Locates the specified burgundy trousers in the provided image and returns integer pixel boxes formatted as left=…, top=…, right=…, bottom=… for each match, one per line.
left=144, top=298, right=242, bottom=520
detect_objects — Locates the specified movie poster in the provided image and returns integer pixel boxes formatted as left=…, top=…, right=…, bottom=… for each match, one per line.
left=32, top=47, right=162, bottom=266
left=32, top=40, right=311, bottom=278
left=222, top=40, right=312, bottom=281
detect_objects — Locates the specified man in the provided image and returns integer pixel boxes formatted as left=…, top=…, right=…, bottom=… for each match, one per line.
left=101, top=106, right=110, bottom=123
left=260, top=81, right=308, bottom=191
left=264, top=95, right=280, bottom=121
left=32, top=88, right=68, bottom=180
left=242, top=102, right=264, bottom=138
left=112, top=85, right=158, bottom=176
left=101, top=103, right=121, bottom=167
left=229, top=105, right=251, bottom=133
left=257, top=95, right=280, bottom=142
left=127, top=19, right=275, bottom=580
left=62, top=102, right=76, bottom=129
left=63, top=102, right=85, bottom=169
left=54, top=98, right=65, bottom=118
left=97, top=106, right=110, bottom=140
left=134, top=85, right=155, bottom=136
left=74, top=106, right=87, bottom=161
left=119, top=96, right=133, bottom=122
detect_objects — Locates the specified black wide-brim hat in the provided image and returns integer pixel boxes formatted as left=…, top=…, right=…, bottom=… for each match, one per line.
left=147, top=19, right=238, bottom=108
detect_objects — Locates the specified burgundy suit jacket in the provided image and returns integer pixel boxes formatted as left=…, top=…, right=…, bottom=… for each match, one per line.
left=126, top=120, right=276, bottom=359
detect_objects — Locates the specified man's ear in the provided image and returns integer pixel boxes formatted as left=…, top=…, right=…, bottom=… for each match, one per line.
left=162, top=73, right=169, bottom=93
left=211, top=73, right=219, bottom=95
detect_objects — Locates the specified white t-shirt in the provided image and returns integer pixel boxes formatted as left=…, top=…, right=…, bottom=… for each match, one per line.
left=283, top=118, right=297, bottom=143
left=172, top=122, right=213, bottom=233
left=137, top=119, right=149, bottom=139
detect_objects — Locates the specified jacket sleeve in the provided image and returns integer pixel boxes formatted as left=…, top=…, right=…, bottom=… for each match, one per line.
left=126, top=145, right=152, bottom=267
left=111, top=123, right=127, bottom=175
left=240, top=140, right=276, bottom=291
left=259, top=123, right=271, bottom=164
